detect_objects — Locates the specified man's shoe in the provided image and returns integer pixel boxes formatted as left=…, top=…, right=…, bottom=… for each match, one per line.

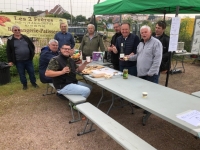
left=32, top=83, right=39, bottom=88
left=23, top=85, right=27, bottom=90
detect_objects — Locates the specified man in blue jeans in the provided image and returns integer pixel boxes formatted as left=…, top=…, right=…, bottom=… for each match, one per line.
left=127, top=25, right=162, bottom=83
left=6, top=25, right=38, bottom=90
left=45, top=44, right=92, bottom=98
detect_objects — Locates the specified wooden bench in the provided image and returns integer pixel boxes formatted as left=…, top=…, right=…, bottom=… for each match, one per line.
left=76, top=102, right=156, bottom=150
left=48, top=83, right=86, bottom=123
left=191, top=91, right=200, bottom=98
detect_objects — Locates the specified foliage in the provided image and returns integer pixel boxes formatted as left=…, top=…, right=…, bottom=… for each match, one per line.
left=179, top=18, right=192, bottom=52
left=30, top=7, right=34, bottom=12
left=0, top=12, right=21, bottom=15
left=0, top=44, right=7, bottom=62
left=75, top=15, right=86, bottom=22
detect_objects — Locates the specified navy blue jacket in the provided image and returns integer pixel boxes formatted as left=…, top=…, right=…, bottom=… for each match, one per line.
left=116, top=33, right=140, bottom=67
left=39, top=46, right=59, bottom=83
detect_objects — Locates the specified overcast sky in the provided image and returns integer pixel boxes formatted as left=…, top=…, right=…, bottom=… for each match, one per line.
left=0, top=0, right=197, bottom=18
left=0, top=0, right=106, bottom=18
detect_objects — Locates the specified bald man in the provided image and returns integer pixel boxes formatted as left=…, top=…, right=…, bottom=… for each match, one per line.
left=79, top=24, right=105, bottom=60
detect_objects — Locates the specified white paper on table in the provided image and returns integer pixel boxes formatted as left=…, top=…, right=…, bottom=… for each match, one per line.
left=169, top=34, right=179, bottom=52
left=170, top=17, right=181, bottom=35
left=176, top=110, right=200, bottom=127
left=92, top=68, right=122, bottom=76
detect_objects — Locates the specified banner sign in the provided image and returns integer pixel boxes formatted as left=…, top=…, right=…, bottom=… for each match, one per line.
left=0, top=15, right=67, bottom=38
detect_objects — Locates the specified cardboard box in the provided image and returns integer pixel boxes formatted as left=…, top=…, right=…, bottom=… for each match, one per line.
left=92, top=52, right=103, bottom=61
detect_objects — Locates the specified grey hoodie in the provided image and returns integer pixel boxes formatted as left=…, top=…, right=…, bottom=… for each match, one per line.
left=128, top=36, right=162, bottom=76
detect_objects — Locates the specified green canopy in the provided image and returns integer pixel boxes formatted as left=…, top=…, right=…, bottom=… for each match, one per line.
left=94, top=0, right=200, bottom=15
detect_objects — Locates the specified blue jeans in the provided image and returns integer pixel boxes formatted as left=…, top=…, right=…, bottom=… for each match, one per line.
left=57, top=81, right=92, bottom=98
left=15, top=60, right=36, bottom=85
left=119, top=65, right=137, bottom=76
left=139, top=74, right=159, bottom=84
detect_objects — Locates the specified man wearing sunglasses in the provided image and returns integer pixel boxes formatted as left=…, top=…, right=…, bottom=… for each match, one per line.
left=6, top=25, right=38, bottom=90
left=45, top=44, right=92, bottom=98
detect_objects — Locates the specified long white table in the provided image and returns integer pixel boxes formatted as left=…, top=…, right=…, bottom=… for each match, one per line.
left=96, top=75, right=200, bottom=138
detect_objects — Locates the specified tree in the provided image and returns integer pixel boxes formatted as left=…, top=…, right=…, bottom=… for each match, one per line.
left=30, top=7, right=34, bottom=12
left=75, top=15, right=86, bottom=22
left=179, top=17, right=192, bottom=51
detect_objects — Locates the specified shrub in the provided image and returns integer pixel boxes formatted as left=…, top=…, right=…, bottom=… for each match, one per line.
left=0, top=44, right=7, bottom=62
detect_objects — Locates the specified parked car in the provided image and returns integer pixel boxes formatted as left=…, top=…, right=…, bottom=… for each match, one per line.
left=68, top=26, right=87, bottom=43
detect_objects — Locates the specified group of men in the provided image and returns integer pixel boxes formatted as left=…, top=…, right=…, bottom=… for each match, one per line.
left=6, top=20, right=169, bottom=99
left=108, top=21, right=169, bottom=84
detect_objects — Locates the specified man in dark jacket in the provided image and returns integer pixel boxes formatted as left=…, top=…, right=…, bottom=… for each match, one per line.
left=152, top=21, right=170, bottom=74
left=6, top=25, right=38, bottom=90
left=107, top=22, right=122, bottom=70
left=39, top=39, right=59, bottom=83
left=113, top=23, right=140, bottom=76
left=45, top=44, right=92, bottom=98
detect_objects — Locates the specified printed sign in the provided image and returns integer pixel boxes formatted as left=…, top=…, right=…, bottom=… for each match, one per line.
left=0, top=15, right=67, bottom=38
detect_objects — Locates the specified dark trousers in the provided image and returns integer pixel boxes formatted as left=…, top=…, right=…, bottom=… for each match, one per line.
left=139, top=74, right=159, bottom=84
left=119, top=65, right=137, bottom=76
left=113, top=64, right=119, bottom=71
left=16, top=60, right=36, bottom=85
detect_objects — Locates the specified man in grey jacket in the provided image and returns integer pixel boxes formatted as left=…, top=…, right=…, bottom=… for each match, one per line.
left=127, top=25, right=162, bottom=83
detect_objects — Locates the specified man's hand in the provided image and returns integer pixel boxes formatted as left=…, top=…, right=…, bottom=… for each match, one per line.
left=62, top=66, right=70, bottom=74
left=161, top=70, right=167, bottom=74
left=107, top=46, right=113, bottom=52
left=112, top=45, right=118, bottom=54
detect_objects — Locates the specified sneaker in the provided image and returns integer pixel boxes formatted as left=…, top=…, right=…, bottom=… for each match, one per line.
left=69, top=103, right=77, bottom=110
left=56, top=93, right=68, bottom=100
left=32, top=83, right=39, bottom=88
left=23, top=84, right=27, bottom=90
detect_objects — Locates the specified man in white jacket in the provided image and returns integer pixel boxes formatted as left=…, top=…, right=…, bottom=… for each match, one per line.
left=127, top=25, right=162, bottom=84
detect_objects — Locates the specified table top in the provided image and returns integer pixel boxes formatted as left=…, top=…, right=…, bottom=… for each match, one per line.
left=83, top=67, right=122, bottom=84
left=174, top=52, right=192, bottom=56
left=81, top=60, right=112, bottom=66
left=97, top=75, right=200, bottom=137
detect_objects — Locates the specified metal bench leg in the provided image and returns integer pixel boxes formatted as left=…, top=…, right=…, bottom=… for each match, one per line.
left=129, top=103, right=134, bottom=114
left=106, top=93, right=115, bottom=114
left=69, top=102, right=81, bottom=124
left=43, top=83, right=55, bottom=96
left=77, top=119, right=96, bottom=136
left=97, top=88, right=105, bottom=107
left=142, top=111, right=152, bottom=126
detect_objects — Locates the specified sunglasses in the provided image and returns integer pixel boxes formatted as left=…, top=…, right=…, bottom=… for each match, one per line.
left=14, top=29, right=20, bottom=32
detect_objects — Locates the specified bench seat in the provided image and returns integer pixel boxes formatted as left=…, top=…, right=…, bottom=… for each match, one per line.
left=191, top=91, right=200, bottom=98
left=48, top=83, right=86, bottom=123
left=76, top=102, right=156, bottom=150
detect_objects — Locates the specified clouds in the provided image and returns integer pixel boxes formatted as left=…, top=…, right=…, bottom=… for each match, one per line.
left=0, top=0, right=105, bottom=18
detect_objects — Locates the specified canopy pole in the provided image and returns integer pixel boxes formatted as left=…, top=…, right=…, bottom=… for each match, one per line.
left=165, top=6, right=180, bottom=87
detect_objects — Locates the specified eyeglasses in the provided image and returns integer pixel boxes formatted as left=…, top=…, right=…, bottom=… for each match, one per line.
left=14, top=29, right=20, bottom=32
left=61, top=48, right=72, bottom=51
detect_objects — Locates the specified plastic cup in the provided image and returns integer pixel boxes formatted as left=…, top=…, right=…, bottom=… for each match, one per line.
left=142, top=92, right=148, bottom=98
left=86, top=56, right=91, bottom=62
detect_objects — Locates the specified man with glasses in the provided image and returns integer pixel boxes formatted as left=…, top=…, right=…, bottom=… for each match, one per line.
left=107, top=22, right=122, bottom=70
left=45, top=44, right=92, bottom=98
left=6, top=25, right=38, bottom=90
left=54, top=22, right=75, bottom=49
left=152, top=21, right=170, bottom=77
left=113, top=23, right=140, bottom=76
